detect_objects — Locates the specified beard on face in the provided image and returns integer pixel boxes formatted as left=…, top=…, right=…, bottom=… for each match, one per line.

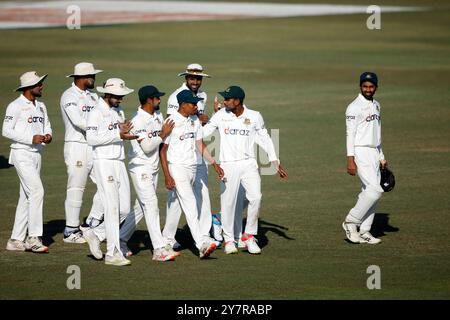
left=86, top=80, right=95, bottom=89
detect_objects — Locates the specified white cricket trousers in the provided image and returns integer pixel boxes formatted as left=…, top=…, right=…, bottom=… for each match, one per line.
left=120, top=164, right=166, bottom=250
left=345, top=146, right=384, bottom=233
left=220, top=159, right=262, bottom=243
left=164, top=164, right=204, bottom=249
left=9, top=149, right=44, bottom=240
left=162, top=163, right=212, bottom=244
left=63, top=142, right=103, bottom=227
left=93, top=159, right=130, bottom=256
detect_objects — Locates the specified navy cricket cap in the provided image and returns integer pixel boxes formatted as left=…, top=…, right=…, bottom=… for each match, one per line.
left=176, top=89, right=204, bottom=105
left=360, top=72, right=378, bottom=86
left=218, top=85, right=245, bottom=100
left=138, top=85, right=165, bottom=102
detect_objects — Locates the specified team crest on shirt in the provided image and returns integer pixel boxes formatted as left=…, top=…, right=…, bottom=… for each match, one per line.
left=191, top=120, right=195, bottom=127
left=244, top=118, right=251, bottom=125
left=76, top=161, right=83, bottom=168
left=156, top=118, right=161, bottom=124
left=107, top=176, right=114, bottom=183
left=141, top=173, right=149, bottom=181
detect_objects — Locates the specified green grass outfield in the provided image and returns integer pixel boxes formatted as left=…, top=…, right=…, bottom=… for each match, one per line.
left=0, top=1, right=449, bottom=299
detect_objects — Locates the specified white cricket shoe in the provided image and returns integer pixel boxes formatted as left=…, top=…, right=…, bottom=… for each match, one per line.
left=241, top=234, right=261, bottom=254
left=83, top=228, right=103, bottom=260
left=199, top=241, right=217, bottom=259
left=342, top=222, right=363, bottom=244
left=359, top=232, right=382, bottom=244
left=63, top=231, right=86, bottom=244
left=237, top=238, right=247, bottom=249
left=6, top=239, right=26, bottom=252
left=25, top=236, right=49, bottom=253
left=165, top=244, right=181, bottom=257
left=105, top=252, right=131, bottom=266
left=120, top=240, right=133, bottom=257
left=224, top=241, right=238, bottom=254
left=152, top=247, right=177, bottom=262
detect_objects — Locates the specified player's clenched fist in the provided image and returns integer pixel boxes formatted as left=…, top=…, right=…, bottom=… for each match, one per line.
left=164, top=175, right=176, bottom=190
left=347, top=156, right=357, bottom=176
left=212, top=162, right=224, bottom=180
left=32, top=134, right=46, bottom=144
left=43, top=134, right=52, bottom=144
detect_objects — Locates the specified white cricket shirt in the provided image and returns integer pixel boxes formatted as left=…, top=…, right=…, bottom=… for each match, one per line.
left=346, top=93, right=384, bottom=159
left=86, top=97, right=125, bottom=160
left=202, top=105, right=278, bottom=163
left=164, top=111, right=203, bottom=166
left=128, top=107, right=164, bottom=169
left=60, top=83, right=98, bottom=143
left=2, top=94, right=52, bottom=152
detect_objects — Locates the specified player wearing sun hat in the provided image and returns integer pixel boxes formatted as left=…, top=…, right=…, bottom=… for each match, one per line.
left=3, top=71, right=52, bottom=253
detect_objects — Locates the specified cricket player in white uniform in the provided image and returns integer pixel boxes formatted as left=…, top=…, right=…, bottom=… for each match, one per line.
left=343, top=72, right=387, bottom=245
left=160, top=89, right=223, bottom=259
left=202, top=86, right=288, bottom=254
left=2, top=71, right=52, bottom=253
left=84, top=78, right=137, bottom=266
left=163, top=63, right=216, bottom=249
left=60, top=62, right=104, bottom=243
left=118, top=85, right=179, bottom=262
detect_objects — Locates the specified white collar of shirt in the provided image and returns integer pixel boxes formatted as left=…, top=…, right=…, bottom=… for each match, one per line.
left=357, top=93, right=374, bottom=104
left=137, top=107, right=160, bottom=121
left=71, top=82, right=86, bottom=95
left=97, top=97, right=112, bottom=114
left=224, top=104, right=249, bottom=119
left=19, top=94, right=37, bottom=107
left=172, top=110, right=191, bottom=123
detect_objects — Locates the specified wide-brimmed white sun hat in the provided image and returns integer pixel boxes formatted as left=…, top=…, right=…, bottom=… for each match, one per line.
left=97, top=78, right=134, bottom=96
left=178, top=63, right=210, bottom=78
left=15, top=71, right=48, bottom=91
left=67, top=62, right=103, bottom=77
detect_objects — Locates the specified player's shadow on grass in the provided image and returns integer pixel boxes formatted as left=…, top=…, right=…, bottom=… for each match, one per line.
left=370, top=213, right=399, bottom=238
left=0, top=155, right=13, bottom=169
left=128, top=226, right=210, bottom=258
left=42, top=219, right=66, bottom=246
left=247, top=218, right=295, bottom=249
left=128, top=230, right=154, bottom=255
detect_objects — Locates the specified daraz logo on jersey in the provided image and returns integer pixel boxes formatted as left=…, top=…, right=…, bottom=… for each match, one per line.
left=149, top=130, right=161, bottom=138
left=224, top=127, right=250, bottom=136
left=179, top=132, right=195, bottom=140
left=365, top=114, right=381, bottom=122
left=27, top=116, right=44, bottom=123
left=108, top=122, right=120, bottom=130
left=82, top=105, right=95, bottom=112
